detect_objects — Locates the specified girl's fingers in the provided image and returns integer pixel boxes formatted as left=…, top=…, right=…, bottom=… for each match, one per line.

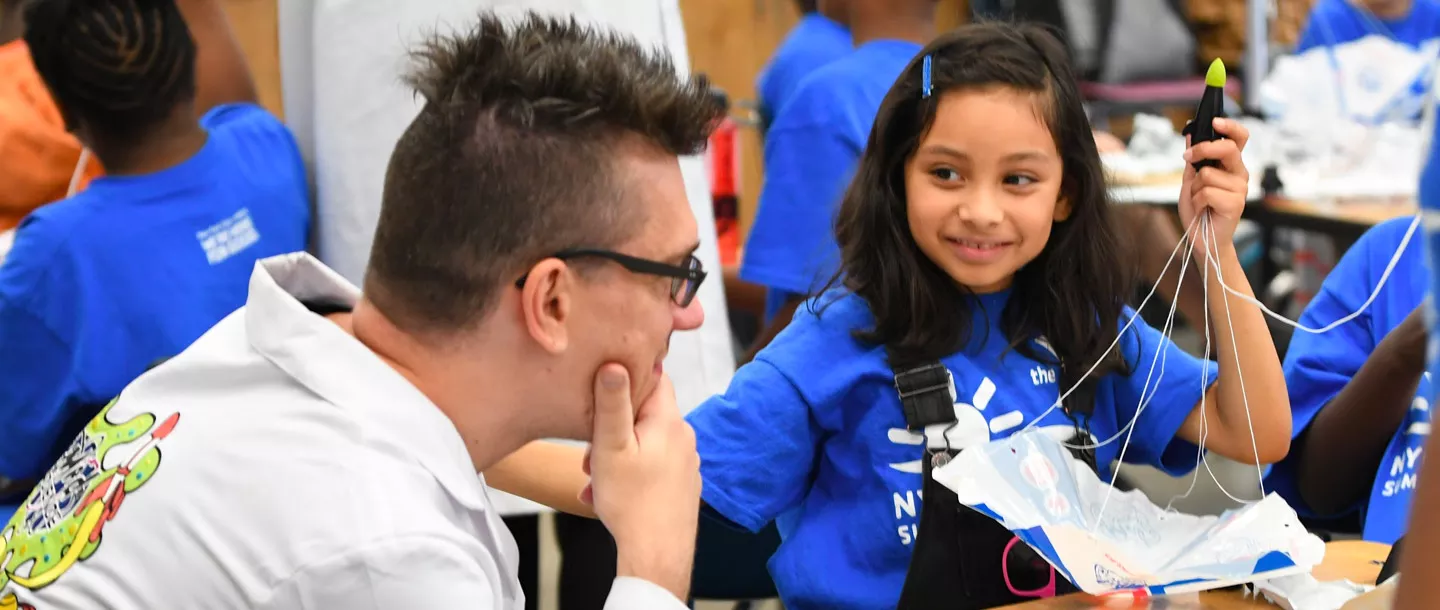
left=1186, top=140, right=1246, bottom=175
left=1196, top=166, right=1248, bottom=194
left=1192, top=186, right=1244, bottom=217
left=1213, top=117, right=1250, bottom=152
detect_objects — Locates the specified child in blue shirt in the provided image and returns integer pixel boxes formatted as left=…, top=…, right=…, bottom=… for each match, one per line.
left=488, top=21, right=1292, bottom=610
left=755, top=0, right=852, bottom=133
left=1295, top=0, right=1440, bottom=53
left=0, top=0, right=310, bottom=517
left=1266, top=217, right=1429, bottom=545
left=739, top=0, right=935, bottom=356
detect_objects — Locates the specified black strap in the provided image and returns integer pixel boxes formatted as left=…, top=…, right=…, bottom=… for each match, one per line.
left=890, top=355, right=959, bottom=431
left=891, top=342, right=1100, bottom=610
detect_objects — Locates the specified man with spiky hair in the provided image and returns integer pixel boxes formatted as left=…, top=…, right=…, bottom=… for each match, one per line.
left=0, top=11, right=714, bottom=610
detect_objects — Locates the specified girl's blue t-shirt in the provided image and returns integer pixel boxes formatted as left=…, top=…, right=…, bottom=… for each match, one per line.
left=686, top=290, right=1219, bottom=609
left=1267, top=217, right=1430, bottom=545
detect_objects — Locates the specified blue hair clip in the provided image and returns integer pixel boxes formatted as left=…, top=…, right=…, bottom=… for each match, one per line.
left=922, top=55, right=933, bottom=99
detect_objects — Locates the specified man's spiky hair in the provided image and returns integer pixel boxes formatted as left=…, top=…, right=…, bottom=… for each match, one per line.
left=366, top=11, right=721, bottom=335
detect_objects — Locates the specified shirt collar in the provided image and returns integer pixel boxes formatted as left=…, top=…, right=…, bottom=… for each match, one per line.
left=244, top=252, right=489, bottom=511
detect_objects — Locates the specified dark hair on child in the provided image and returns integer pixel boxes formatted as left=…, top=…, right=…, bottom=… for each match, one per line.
left=22, top=0, right=197, bottom=141
left=828, top=21, right=1133, bottom=379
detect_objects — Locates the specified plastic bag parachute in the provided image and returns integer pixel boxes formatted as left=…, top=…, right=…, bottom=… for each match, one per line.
left=934, top=429, right=1324, bottom=595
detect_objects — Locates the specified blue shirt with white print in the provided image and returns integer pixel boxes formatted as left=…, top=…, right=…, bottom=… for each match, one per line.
left=1267, top=217, right=1431, bottom=544
left=686, top=290, right=1218, bottom=609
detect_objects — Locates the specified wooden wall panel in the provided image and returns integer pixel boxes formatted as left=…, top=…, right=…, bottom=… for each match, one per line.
left=681, top=0, right=969, bottom=239
left=679, top=0, right=799, bottom=238
left=229, top=0, right=970, bottom=238
left=221, top=0, right=285, bottom=119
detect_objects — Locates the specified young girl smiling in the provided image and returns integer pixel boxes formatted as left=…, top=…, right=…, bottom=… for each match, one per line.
left=489, top=22, right=1291, bottom=610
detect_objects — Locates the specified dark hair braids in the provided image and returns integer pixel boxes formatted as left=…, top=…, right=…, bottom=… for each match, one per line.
left=825, top=21, right=1133, bottom=383
left=23, top=0, right=197, bottom=140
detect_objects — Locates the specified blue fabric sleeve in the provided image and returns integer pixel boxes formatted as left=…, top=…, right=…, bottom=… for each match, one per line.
left=1106, top=309, right=1218, bottom=476
left=0, top=222, right=93, bottom=480
left=738, top=119, right=858, bottom=298
left=1268, top=220, right=1395, bottom=517
left=686, top=359, right=822, bottom=533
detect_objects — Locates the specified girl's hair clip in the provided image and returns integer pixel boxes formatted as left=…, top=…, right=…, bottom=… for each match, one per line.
left=922, top=55, right=934, bottom=99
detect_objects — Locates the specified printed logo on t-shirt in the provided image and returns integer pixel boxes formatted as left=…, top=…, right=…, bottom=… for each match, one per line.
left=196, top=208, right=262, bottom=265
left=1380, top=385, right=1431, bottom=499
left=1, top=401, right=180, bottom=609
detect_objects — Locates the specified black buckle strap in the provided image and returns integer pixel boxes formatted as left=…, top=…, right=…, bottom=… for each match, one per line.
left=893, top=362, right=957, bottom=432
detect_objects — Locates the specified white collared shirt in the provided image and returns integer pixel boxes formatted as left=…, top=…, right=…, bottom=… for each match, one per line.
left=0, top=253, right=685, bottom=610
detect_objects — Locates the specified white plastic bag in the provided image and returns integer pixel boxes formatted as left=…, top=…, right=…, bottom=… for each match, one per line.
left=933, top=429, right=1325, bottom=595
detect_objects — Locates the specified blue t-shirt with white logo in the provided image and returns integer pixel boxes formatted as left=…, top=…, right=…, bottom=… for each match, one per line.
left=1267, top=217, right=1430, bottom=545
left=1295, top=0, right=1440, bottom=53
left=0, top=103, right=310, bottom=512
left=740, top=40, right=922, bottom=323
left=687, top=290, right=1218, bottom=609
left=756, top=13, right=852, bottom=132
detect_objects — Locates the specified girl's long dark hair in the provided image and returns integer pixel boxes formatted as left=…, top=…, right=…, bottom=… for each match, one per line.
left=824, top=22, right=1134, bottom=379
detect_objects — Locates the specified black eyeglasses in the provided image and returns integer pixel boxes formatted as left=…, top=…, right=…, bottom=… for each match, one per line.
left=515, top=248, right=708, bottom=308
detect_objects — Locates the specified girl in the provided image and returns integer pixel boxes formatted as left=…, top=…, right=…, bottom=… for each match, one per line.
left=489, top=22, right=1290, bottom=609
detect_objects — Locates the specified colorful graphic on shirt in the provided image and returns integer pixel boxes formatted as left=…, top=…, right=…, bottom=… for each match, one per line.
left=0, top=400, right=180, bottom=605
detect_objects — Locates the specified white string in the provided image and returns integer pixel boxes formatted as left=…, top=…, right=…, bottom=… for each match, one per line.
left=1092, top=220, right=1193, bottom=526
left=1018, top=212, right=1207, bottom=438
left=66, top=149, right=91, bottom=198
left=1166, top=225, right=1216, bottom=512
left=1208, top=214, right=1420, bottom=334
left=1204, top=214, right=1268, bottom=497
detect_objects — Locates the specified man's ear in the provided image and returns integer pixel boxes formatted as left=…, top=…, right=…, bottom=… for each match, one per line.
left=520, top=259, right=572, bottom=354
left=1054, top=194, right=1073, bottom=222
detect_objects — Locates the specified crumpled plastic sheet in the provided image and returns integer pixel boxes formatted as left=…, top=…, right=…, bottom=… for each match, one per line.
left=934, top=429, right=1326, bottom=596
left=1254, top=573, right=1373, bottom=610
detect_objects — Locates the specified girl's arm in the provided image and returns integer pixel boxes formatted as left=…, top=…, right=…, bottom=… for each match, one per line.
left=175, top=0, right=260, bottom=114
left=1172, top=118, right=1291, bottom=465
left=485, top=441, right=595, bottom=518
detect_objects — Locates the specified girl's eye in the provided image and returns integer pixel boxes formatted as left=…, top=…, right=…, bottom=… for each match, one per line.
left=1004, top=174, right=1038, bottom=187
left=930, top=167, right=960, bottom=182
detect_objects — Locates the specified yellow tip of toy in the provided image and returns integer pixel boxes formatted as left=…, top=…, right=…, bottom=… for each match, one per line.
left=1205, top=59, right=1226, bottom=88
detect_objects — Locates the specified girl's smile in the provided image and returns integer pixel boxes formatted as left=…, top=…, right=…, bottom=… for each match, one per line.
left=945, top=236, right=1015, bottom=265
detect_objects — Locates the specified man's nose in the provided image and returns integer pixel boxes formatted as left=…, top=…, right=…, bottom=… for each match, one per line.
left=674, top=297, right=704, bottom=331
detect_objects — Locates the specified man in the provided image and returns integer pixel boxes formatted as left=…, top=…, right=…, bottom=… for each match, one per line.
left=282, top=1, right=737, bottom=607
left=0, top=12, right=710, bottom=609
left=738, top=0, right=937, bottom=360
left=0, top=0, right=309, bottom=520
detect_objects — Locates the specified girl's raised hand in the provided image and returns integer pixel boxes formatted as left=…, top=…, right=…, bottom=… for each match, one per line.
left=1178, top=118, right=1251, bottom=255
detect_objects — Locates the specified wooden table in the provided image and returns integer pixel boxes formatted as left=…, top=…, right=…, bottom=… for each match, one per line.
left=1003, top=541, right=1391, bottom=609
left=1246, top=196, right=1417, bottom=290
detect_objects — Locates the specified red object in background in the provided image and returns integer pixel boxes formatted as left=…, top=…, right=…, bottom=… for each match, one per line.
left=708, top=114, right=740, bottom=267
